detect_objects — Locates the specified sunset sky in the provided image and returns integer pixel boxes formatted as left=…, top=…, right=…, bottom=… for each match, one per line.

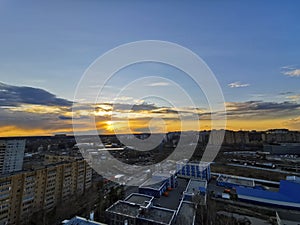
left=0, top=1, right=300, bottom=137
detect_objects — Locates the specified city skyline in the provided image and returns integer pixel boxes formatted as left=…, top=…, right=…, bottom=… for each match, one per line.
left=0, top=1, right=300, bottom=136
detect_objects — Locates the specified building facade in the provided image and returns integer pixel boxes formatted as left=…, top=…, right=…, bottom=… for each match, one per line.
left=0, top=159, right=92, bottom=225
left=176, top=160, right=211, bottom=180
left=0, top=140, right=25, bottom=175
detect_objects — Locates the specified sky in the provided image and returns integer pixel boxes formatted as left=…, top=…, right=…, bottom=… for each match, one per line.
left=0, top=0, right=300, bottom=136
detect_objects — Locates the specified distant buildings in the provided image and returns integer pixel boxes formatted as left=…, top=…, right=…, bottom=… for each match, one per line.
left=0, top=159, right=92, bottom=225
left=0, top=139, right=25, bottom=174
left=196, top=129, right=300, bottom=146
left=264, top=129, right=300, bottom=143
left=263, top=143, right=300, bottom=155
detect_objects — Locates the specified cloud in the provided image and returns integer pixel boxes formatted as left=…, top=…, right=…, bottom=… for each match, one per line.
left=225, top=101, right=300, bottom=120
left=146, top=82, right=170, bottom=87
left=283, top=116, right=300, bottom=130
left=286, top=94, right=300, bottom=101
left=279, top=91, right=294, bottom=95
left=228, top=81, right=250, bottom=88
left=0, top=82, right=72, bottom=107
left=58, top=115, right=73, bottom=120
left=281, top=66, right=300, bottom=77
left=226, top=100, right=300, bottom=111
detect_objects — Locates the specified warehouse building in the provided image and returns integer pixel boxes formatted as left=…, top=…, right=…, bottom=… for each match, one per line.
left=276, top=211, right=300, bottom=225
left=62, top=216, right=107, bottom=225
left=183, top=179, right=207, bottom=204
left=138, top=171, right=177, bottom=198
left=236, top=177, right=300, bottom=210
left=176, top=160, right=211, bottom=180
left=105, top=193, right=176, bottom=225
left=216, top=174, right=256, bottom=189
left=138, top=177, right=168, bottom=198
left=175, top=200, right=196, bottom=225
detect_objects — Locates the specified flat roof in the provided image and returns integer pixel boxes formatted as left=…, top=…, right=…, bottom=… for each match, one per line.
left=152, top=170, right=176, bottom=177
left=185, top=179, right=207, bottom=194
left=236, top=186, right=300, bottom=203
left=125, top=193, right=153, bottom=207
left=138, top=207, right=176, bottom=225
left=217, top=175, right=254, bottom=187
left=62, top=216, right=106, bottom=225
left=140, top=177, right=166, bottom=190
left=276, top=211, right=300, bottom=224
left=176, top=201, right=196, bottom=225
left=176, top=160, right=210, bottom=166
left=106, top=201, right=140, bottom=217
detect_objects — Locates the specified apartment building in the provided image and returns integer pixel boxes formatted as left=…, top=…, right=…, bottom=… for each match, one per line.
left=0, top=140, right=25, bottom=174
left=0, top=159, right=92, bottom=225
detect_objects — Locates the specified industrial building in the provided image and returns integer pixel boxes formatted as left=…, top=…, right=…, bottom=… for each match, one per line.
left=236, top=177, right=300, bottom=210
left=0, top=159, right=92, bottom=225
left=176, top=160, right=211, bottom=180
left=106, top=192, right=198, bottom=225
left=138, top=177, right=169, bottom=198
left=183, top=179, right=207, bottom=205
left=0, top=139, right=25, bottom=174
left=105, top=193, right=176, bottom=225
left=276, top=211, right=300, bottom=225
left=216, top=174, right=256, bottom=189
left=263, top=143, right=300, bottom=155
left=62, top=216, right=107, bottom=225
left=138, top=171, right=177, bottom=198
left=174, top=200, right=196, bottom=225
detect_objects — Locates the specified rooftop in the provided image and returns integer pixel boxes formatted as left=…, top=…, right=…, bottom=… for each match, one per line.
left=185, top=179, right=207, bottom=194
left=125, top=193, right=153, bottom=207
left=217, top=175, right=255, bottom=187
left=276, top=211, right=300, bottom=225
left=176, top=159, right=210, bottom=167
left=138, top=207, right=176, bottom=225
left=62, top=216, right=106, bottom=225
left=106, top=201, right=140, bottom=217
left=175, top=201, right=196, bottom=225
left=139, top=177, right=166, bottom=190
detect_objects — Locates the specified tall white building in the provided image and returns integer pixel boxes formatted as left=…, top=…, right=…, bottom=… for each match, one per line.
left=0, top=139, right=25, bottom=174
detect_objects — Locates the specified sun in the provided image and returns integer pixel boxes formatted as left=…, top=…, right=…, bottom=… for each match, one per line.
left=105, top=121, right=115, bottom=132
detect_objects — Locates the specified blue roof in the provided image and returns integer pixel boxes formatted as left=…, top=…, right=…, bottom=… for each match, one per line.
left=62, top=216, right=106, bottom=225
left=236, top=187, right=297, bottom=203
left=279, top=180, right=300, bottom=201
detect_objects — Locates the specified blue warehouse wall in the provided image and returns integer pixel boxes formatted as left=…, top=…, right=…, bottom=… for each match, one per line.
left=279, top=180, right=300, bottom=201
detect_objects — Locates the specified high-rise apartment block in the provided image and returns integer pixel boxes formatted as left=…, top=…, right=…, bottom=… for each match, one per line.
left=0, top=140, right=25, bottom=174
left=0, top=159, right=92, bottom=225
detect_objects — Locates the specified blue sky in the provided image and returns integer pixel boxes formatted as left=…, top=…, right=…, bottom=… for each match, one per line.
left=0, top=0, right=300, bottom=135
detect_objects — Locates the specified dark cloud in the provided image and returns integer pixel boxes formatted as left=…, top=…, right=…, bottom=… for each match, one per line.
left=226, top=101, right=300, bottom=119
left=0, top=82, right=72, bottom=107
left=279, top=91, right=294, bottom=95
left=0, top=108, right=72, bottom=130
left=227, top=101, right=300, bottom=111
left=151, top=108, right=179, bottom=114
left=58, top=115, right=72, bottom=120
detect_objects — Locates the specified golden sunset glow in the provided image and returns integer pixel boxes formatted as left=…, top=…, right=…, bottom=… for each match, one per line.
left=0, top=100, right=299, bottom=137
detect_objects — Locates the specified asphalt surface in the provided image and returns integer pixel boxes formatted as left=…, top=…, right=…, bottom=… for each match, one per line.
left=153, top=178, right=189, bottom=210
